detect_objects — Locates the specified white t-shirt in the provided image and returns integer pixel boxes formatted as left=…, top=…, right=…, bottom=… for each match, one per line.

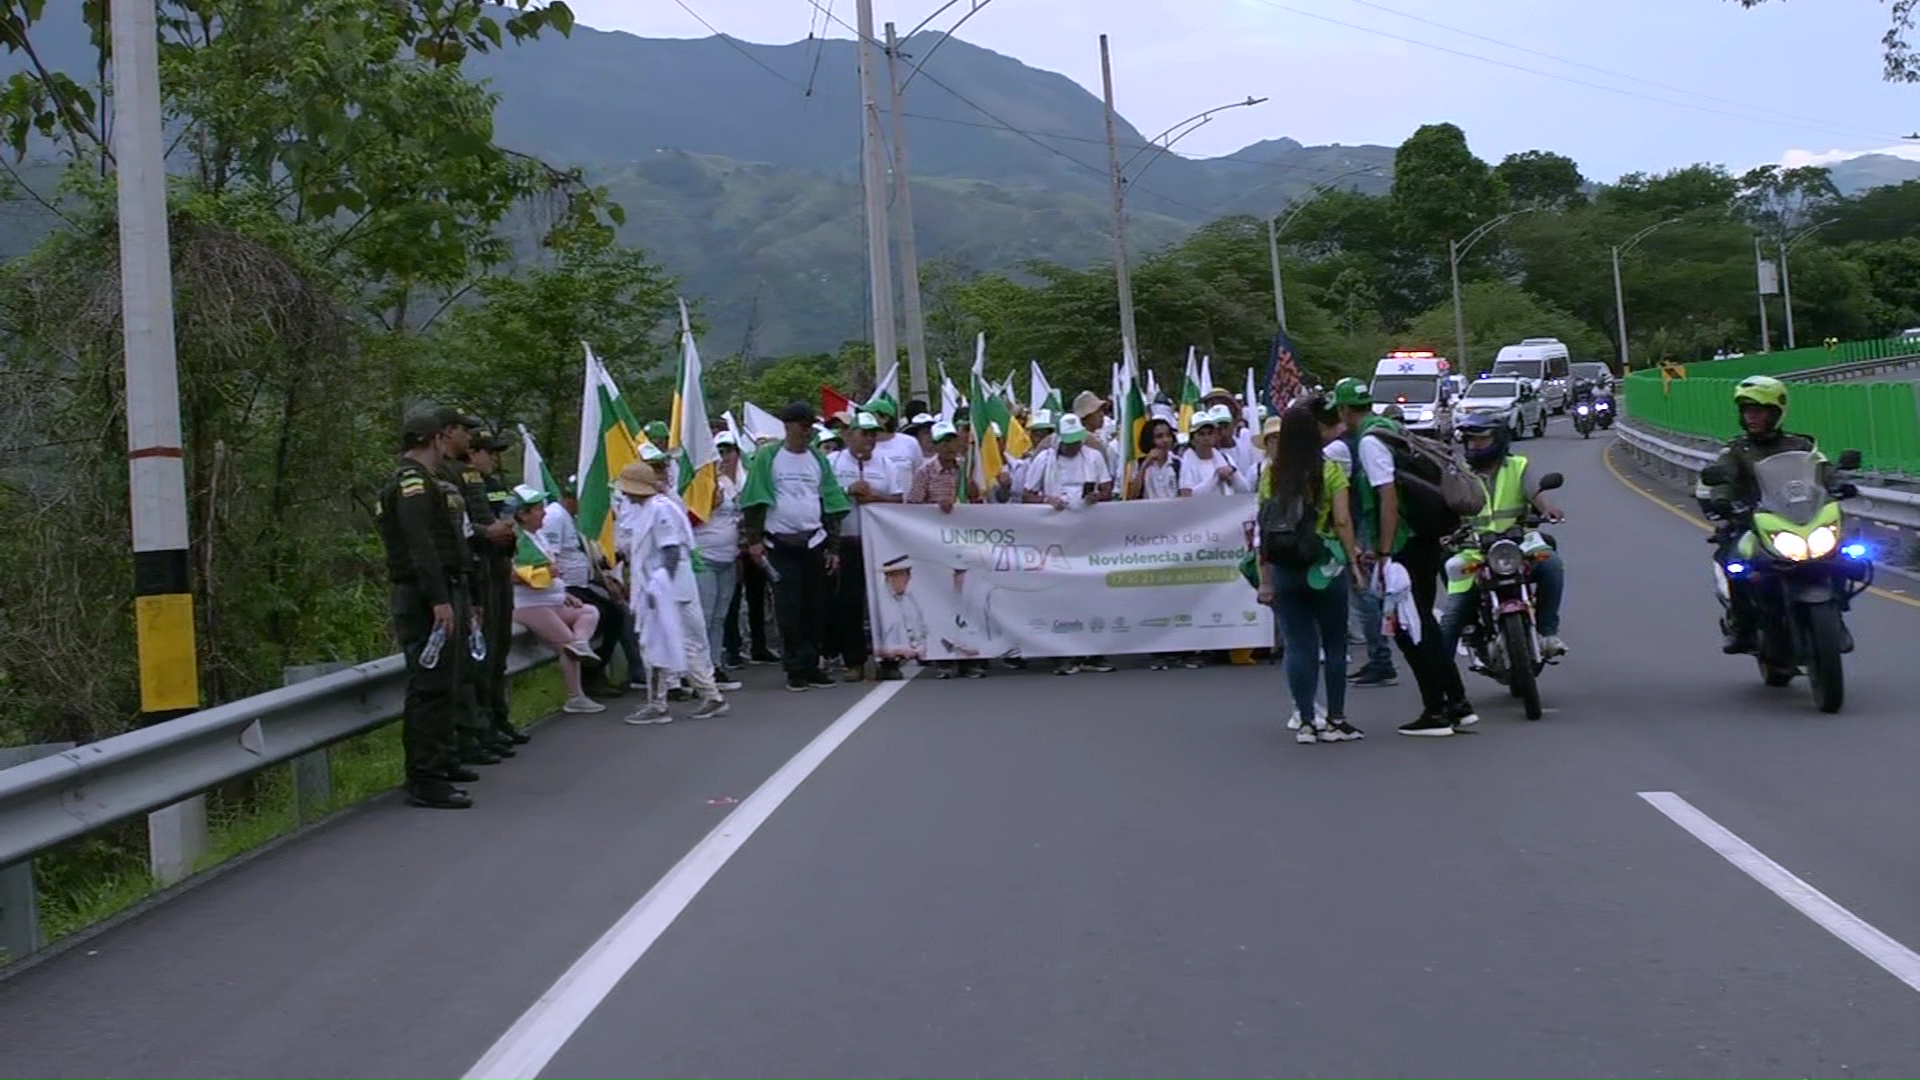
left=1136, top=458, right=1181, bottom=500
left=1025, top=446, right=1112, bottom=508
left=538, top=502, right=593, bottom=592
left=872, top=433, right=924, bottom=479
left=765, top=448, right=825, bottom=538
left=691, top=470, right=743, bottom=563
left=829, top=448, right=904, bottom=536
left=1357, top=434, right=1396, bottom=490
left=1323, top=439, right=1354, bottom=478
left=1178, top=447, right=1251, bottom=497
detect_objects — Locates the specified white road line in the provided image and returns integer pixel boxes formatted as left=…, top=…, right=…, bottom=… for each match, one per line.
left=465, top=675, right=918, bottom=1080
left=1638, top=791, right=1920, bottom=994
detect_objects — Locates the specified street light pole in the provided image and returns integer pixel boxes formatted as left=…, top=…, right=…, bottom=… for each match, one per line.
left=1779, top=218, right=1836, bottom=351
left=1447, top=209, right=1536, bottom=371
left=1754, top=235, right=1772, bottom=354
left=1267, top=166, right=1381, bottom=334
left=1098, top=34, right=1138, bottom=364
left=1609, top=217, right=1681, bottom=371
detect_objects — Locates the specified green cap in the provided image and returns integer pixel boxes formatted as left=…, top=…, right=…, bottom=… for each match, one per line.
left=645, top=420, right=670, bottom=444
left=865, top=397, right=898, bottom=418
left=1331, top=377, right=1374, bottom=409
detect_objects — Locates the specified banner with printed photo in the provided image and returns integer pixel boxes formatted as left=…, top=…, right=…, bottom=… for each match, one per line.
left=859, top=498, right=1273, bottom=662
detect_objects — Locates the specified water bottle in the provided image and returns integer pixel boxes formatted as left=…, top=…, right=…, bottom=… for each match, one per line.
left=420, top=624, right=448, bottom=670
left=469, top=619, right=488, bottom=662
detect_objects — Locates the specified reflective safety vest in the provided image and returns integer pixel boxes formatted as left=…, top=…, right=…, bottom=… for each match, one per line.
left=1470, top=454, right=1531, bottom=532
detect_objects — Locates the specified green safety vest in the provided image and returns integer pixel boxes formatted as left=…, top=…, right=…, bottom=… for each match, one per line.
left=1469, top=454, right=1531, bottom=532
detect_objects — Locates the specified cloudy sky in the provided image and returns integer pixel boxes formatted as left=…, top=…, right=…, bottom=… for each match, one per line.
left=566, top=0, right=1917, bottom=180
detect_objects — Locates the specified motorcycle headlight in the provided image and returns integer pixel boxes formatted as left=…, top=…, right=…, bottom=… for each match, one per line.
left=1769, top=530, right=1810, bottom=561
left=1486, top=539, right=1524, bottom=576
left=1806, top=525, right=1837, bottom=559
left=1576, top=405, right=1590, bottom=415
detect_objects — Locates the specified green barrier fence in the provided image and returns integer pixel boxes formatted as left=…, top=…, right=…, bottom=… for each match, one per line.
left=1622, top=338, right=1920, bottom=477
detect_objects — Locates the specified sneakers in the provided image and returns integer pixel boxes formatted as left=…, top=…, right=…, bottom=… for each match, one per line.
left=786, top=673, right=811, bottom=692
left=1398, top=713, right=1456, bottom=737
left=875, top=662, right=905, bottom=681
left=623, top=705, right=672, bottom=725
left=689, top=698, right=730, bottom=720
left=1080, top=657, right=1116, bottom=673
left=961, top=663, right=986, bottom=679
left=1147, top=656, right=1170, bottom=671
left=711, top=670, right=744, bottom=692
left=749, top=650, right=782, bottom=666
left=1446, top=700, right=1480, bottom=729
left=1296, top=726, right=1321, bottom=744
left=563, top=640, right=599, bottom=661
left=935, top=665, right=955, bottom=680
left=1349, top=664, right=1398, bottom=687
left=562, top=695, right=607, bottom=714
left=1540, top=635, right=1568, bottom=658
left=1322, top=720, right=1365, bottom=742
left=1178, top=655, right=1205, bottom=670
left=804, top=669, right=836, bottom=689
left=1052, top=661, right=1081, bottom=676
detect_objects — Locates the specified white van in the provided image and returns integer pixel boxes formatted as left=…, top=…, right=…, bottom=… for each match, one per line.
left=1369, top=351, right=1454, bottom=436
left=1490, top=338, right=1571, bottom=414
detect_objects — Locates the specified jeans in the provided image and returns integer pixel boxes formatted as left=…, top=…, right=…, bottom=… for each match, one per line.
left=1439, top=551, right=1565, bottom=658
left=1272, top=566, right=1349, bottom=721
left=767, top=542, right=832, bottom=675
left=1351, top=585, right=1394, bottom=671
left=695, top=560, right=738, bottom=667
left=1392, top=537, right=1469, bottom=714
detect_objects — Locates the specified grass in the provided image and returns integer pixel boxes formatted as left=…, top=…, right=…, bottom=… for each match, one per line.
left=16, top=663, right=566, bottom=963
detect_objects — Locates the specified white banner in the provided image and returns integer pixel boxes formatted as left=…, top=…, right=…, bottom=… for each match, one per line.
left=859, top=498, right=1273, bottom=661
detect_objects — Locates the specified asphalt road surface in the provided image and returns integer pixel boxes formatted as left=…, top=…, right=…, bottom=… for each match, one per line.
left=1, top=421, right=1915, bottom=1079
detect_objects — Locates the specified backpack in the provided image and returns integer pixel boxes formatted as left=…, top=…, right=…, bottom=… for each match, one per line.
left=1258, top=489, right=1326, bottom=568
left=1361, top=421, right=1485, bottom=539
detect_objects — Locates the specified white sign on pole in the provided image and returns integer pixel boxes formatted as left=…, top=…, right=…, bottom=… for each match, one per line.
left=859, top=498, right=1273, bottom=661
left=1757, top=258, right=1781, bottom=296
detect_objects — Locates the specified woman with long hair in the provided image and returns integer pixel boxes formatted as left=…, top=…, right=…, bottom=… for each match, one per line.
left=1257, top=403, right=1363, bottom=743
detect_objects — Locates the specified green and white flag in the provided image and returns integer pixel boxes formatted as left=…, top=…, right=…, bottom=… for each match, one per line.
left=518, top=424, right=561, bottom=504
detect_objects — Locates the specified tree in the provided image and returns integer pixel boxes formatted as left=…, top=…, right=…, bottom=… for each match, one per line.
left=1390, top=123, right=1506, bottom=249
left=1496, top=150, right=1588, bottom=211
left=1600, top=165, right=1740, bottom=218
left=1738, top=164, right=1842, bottom=240
left=1402, top=282, right=1609, bottom=372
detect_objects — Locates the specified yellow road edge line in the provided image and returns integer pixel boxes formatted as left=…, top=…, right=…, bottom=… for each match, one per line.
left=1601, top=440, right=1920, bottom=611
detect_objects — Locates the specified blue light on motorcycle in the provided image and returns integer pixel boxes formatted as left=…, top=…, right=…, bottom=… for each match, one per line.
left=1724, top=561, right=1747, bottom=576
left=1842, top=542, right=1869, bottom=560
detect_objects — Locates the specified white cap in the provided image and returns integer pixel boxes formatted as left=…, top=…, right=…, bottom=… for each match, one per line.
left=1208, top=403, right=1236, bottom=426
left=905, top=412, right=937, bottom=430
left=1056, top=412, right=1088, bottom=444
left=1190, top=410, right=1218, bottom=430
left=931, top=420, right=959, bottom=442
left=638, top=441, right=667, bottom=463
left=714, top=430, right=739, bottom=448
left=1028, top=408, right=1055, bottom=431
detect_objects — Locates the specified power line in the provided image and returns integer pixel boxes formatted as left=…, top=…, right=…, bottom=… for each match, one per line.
left=669, top=0, right=811, bottom=94
left=1334, top=0, right=1911, bottom=143
left=1244, top=0, right=1908, bottom=146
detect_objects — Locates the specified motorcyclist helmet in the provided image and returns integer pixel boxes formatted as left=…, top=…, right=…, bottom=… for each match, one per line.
left=1732, top=375, right=1788, bottom=437
left=1454, top=412, right=1510, bottom=467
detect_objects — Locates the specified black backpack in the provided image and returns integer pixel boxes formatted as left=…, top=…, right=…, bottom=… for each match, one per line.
left=1258, top=490, right=1326, bottom=568
left=1357, top=422, right=1485, bottom=539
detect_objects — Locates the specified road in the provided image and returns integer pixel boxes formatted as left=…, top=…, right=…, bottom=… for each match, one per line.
left=1, top=422, right=1916, bottom=1079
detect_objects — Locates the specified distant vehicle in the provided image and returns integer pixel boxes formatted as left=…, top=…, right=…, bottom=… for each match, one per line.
left=1456, top=376, right=1546, bottom=440
left=1899, top=327, right=1920, bottom=341
left=1369, top=351, right=1454, bottom=437
left=1569, top=361, right=1614, bottom=392
left=1491, top=338, right=1571, bottom=414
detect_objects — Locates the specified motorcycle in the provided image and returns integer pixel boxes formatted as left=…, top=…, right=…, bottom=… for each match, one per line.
left=1572, top=400, right=1595, bottom=438
left=1593, top=394, right=1615, bottom=429
left=1447, top=472, right=1565, bottom=721
left=1702, top=449, right=1870, bottom=714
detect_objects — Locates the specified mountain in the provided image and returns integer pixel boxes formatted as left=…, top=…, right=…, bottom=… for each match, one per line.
left=1826, top=153, right=1920, bottom=196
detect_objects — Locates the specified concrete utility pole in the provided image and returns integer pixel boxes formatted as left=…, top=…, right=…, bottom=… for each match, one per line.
left=1098, top=34, right=1139, bottom=366
left=1779, top=218, right=1836, bottom=351
left=1610, top=217, right=1680, bottom=372
left=112, top=0, right=205, bottom=885
left=1754, top=235, right=1773, bottom=353
left=855, top=0, right=898, bottom=387
left=884, top=22, right=930, bottom=400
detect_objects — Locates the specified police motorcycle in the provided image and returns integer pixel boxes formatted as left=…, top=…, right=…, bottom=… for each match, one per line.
left=1701, top=448, right=1871, bottom=714
left=1592, top=390, right=1615, bottom=429
left=1445, top=472, right=1566, bottom=721
left=1571, top=398, right=1596, bottom=438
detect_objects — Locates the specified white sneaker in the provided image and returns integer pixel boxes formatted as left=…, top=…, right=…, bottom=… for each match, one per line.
left=689, top=698, right=730, bottom=720
left=1296, top=727, right=1320, bottom=744
left=563, top=641, right=598, bottom=661
left=623, top=705, right=672, bottom=725
left=1541, top=635, right=1568, bottom=658
left=562, top=695, right=605, bottom=714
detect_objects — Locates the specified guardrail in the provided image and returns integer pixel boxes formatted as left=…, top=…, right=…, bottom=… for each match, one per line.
left=1614, top=417, right=1920, bottom=539
left=0, top=631, right=558, bottom=959
left=1785, top=354, right=1920, bottom=385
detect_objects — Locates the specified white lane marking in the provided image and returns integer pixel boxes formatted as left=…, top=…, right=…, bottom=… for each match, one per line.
left=1639, top=791, right=1920, bottom=994
left=466, top=674, right=918, bottom=1080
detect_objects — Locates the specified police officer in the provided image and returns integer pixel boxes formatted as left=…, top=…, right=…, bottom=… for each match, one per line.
left=468, top=428, right=527, bottom=748
left=378, top=407, right=478, bottom=810
left=443, top=416, right=516, bottom=765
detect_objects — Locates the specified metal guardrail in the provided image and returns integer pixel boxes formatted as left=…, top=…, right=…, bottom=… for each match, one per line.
left=1785, top=354, right=1920, bottom=385
left=0, top=632, right=557, bottom=873
left=1614, top=418, right=1920, bottom=535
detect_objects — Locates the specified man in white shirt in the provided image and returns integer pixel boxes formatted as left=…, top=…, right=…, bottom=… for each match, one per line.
left=868, top=398, right=925, bottom=481
left=740, top=401, right=853, bottom=693
left=1023, top=413, right=1115, bottom=676
left=829, top=412, right=906, bottom=681
left=1179, top=407, right=1252, bottom=497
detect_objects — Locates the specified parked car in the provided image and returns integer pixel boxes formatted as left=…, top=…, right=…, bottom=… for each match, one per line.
left=1455, top=376, right=1547, bottom=439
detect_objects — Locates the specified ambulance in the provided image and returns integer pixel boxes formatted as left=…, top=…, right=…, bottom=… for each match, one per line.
left=1368, top=351, right=1454, bottom=436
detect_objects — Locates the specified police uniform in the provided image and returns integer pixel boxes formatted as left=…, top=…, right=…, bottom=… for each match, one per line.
left=443, top=445, right=505, bottom=761
left=376, top=409, right=474, bottom=807
left=474, top=432, right=519, bottom=743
